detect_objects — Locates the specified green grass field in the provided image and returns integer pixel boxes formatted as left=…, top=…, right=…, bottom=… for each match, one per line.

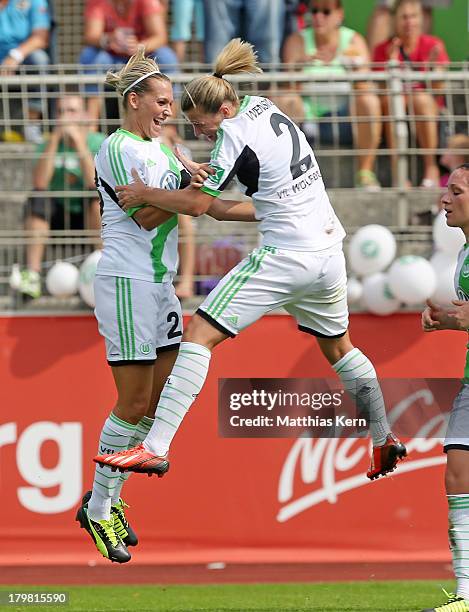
left=0, top=581, right=454, bottom=611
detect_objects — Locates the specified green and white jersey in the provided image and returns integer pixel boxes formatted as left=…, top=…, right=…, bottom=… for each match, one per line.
left=455, top=244, right=469, bottom=379
left=95, top=128, right=181, bottom=283
left=201, top=95, right=345, bottom=252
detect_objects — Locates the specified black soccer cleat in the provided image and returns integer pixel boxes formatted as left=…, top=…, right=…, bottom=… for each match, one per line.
left=111, top=497, right=138, bottom=547
left=76, top=491, right=131, bottom=563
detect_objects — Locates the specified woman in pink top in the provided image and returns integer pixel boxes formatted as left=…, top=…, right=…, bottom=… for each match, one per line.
left=372, top=0, right=449, bottom=188
left=79, top=0, right=178, bottom=126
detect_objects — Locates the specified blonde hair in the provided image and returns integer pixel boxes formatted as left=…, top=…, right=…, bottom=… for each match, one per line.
left=180, top=38, right=262, bottom=114
left=105, top=46, right=170, bottom=104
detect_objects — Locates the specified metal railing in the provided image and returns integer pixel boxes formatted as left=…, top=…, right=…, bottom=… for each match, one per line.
left=0, top=64, right=467, bottom=311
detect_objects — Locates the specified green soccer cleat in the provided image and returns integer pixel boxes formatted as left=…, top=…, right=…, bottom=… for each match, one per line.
left=422, top=589, right=469, bottom=611
left=76, top=492, right=131, bottom=563
left=111, top=498, right=138, bottom=547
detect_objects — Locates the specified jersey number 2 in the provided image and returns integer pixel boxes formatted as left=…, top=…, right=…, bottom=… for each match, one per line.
left=270, top=113, right=312, bottom=180
left=167, top=311, right=182, bottom=339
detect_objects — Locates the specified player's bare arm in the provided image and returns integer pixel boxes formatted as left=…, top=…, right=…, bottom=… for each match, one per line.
left=117, top=168, right=212, bottom=217
left=207, top=199, right=257, bottom=222
left=447, top=300, right=469, bottom=330
left=188, top=165, right=256, bottom=222
left=422, top=299, right=462, bottom=332
left=132, top=206, right=175, bottom=231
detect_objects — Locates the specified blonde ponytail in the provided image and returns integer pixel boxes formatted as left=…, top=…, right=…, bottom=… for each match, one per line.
left=181, top=38, right=262, bottom=114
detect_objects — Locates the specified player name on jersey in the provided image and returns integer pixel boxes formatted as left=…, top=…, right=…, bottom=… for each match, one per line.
left=245, top=98, right=274, bottom=121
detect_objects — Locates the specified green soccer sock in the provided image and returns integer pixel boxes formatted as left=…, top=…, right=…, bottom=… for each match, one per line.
left=88, top=413, right=137, bottom=522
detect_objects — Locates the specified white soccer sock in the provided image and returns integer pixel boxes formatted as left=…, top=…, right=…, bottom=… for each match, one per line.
left=448, top=495, right=469, bottom=600
left=333, top=348, right=391, bottom=446
left=110, top=416, right=154, bottom=506
left=143, top=342, right=211, bottom=455
left=87, top=413, right=137, bottom=522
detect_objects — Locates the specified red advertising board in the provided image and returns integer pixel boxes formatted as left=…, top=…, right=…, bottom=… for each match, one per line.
left=0, top=314, right=464, bottom=565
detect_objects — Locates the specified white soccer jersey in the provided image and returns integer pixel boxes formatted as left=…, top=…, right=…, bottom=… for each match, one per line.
left=201, top=95, right=346, bottom=251
left=95, top=128, right=181, bottom=283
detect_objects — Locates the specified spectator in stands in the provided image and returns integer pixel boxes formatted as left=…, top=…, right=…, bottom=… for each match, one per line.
left=0, top=0, right=51, bottom=143
left=367, top=0, right=453, bottom=56
left=372, top=0, right=449, bottom=188
left=440, top=133, right=469, bottom=188
left=169, top=0, right=204, bottom=62
left=203, top=0, right=285, bottom=65
left=279, top=0, right=382, bottom=190
left=18, top=95, right=105, bottom=299
left=79, top=0, right=178, bottom=127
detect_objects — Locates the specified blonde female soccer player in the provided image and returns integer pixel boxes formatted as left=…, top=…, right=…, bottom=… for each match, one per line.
left=95, top=38, right=406, bottom=483
left=75, top=46, right=253, bottom=563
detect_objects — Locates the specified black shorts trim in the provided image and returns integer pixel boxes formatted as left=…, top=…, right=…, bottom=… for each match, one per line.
left=298, top=324, right=347, bottom=339
left=156, top=343, right=180, bottom=354
left=196, top=308, right=236, bottom=338
left=108, top=359, right=156, bottom=367
left=444, top=444, right=469, bottom=453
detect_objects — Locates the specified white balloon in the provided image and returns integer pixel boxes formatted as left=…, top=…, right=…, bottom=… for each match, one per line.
left=347, top=278, right=363, bottom=304
left=79, top=250, right=102, bottom=307
left=430, top=251, right=457, bottom=304
left=361, top=273, right=400, bottom=316
left=430, top=250, right=457, bottom=272
left=432, top=268, right=457, bottom=304
left=433, top=210, right=465, bottom=255
left=348, top=224, right=397, bottom=277
left=46, top=261, right=79, bottom=297
left=388, top=256, right=437, bottom=305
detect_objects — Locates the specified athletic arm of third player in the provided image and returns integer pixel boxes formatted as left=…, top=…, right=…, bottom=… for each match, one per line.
left=422, top=299, right=466, bottom=332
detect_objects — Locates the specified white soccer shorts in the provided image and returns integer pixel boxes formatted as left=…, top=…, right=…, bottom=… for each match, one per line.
left=197, top=243, right=349, bottom=338
left=444, top=383, right=469, bottom=451
left=94, top=275, right=182, bottom=365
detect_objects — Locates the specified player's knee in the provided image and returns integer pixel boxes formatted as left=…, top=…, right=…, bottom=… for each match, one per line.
left=182, top=314, right=222, bottom=349
left=182, top=316, right=204, bottom=342
left=116, top=396, right=149, bottom=423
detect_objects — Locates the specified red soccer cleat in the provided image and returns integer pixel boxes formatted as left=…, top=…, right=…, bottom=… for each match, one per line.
left=367, top=433, right=407, bottom=480
left=94, top=444, right=170, bottom=477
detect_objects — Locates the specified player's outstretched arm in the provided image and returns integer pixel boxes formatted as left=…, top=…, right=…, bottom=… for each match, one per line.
left=207, top=199, right=257, bottom=222
left=117, top=169, right=213, bottom=217
left=188, top=162, right=256, bottom=222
